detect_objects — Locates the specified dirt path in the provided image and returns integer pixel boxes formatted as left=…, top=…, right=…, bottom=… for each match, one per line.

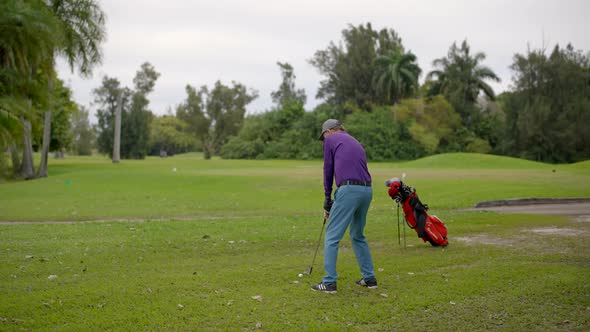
left=468, top=202, right=590, bottom=216
left=458, top=199, right=590, bottom=245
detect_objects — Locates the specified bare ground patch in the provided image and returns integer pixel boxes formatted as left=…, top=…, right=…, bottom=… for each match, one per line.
left=454, top=235, right=517, bottom=246
left=455, top=220, right=588, bottom=247
left=529, top=227, right=586, bottom=236
left=573, top=215, right=590, bottom=223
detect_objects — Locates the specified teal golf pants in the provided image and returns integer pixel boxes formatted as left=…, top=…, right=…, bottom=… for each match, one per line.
left=322, top=185, right=375, bottom=284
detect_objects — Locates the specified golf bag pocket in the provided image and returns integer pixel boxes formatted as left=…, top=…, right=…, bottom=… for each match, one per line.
left=424, top=215, right=448, bottom=247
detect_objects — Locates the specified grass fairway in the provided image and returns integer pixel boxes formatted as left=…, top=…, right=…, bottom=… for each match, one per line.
left=1, top=153, right=589, bottom=330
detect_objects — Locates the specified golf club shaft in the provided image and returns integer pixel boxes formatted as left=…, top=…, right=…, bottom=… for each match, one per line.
left=403, top=215, right=407, bottom=248
left=308, top=217, right=327, bottom=274
left=397, top=203, right=401, bottom=245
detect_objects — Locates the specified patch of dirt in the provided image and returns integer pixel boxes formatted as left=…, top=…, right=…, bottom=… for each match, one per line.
left=467, top=203, right=590, bottom=216
left=573, top=215, right=590, bottom=223
left=454, top=236, right=516, bottom=246
left=528, top=227, right=586, bottom=236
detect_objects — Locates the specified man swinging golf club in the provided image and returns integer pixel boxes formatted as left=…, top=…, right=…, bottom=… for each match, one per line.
left=311, top=119, right=377, bottom=293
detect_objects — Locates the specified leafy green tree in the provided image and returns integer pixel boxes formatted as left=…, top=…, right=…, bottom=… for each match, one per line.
left=426, top=40, right=500, bottom=125
left=94, top=63, right=159, bottom=160
left=221, top=63, right=311, bottom=160
left=393, top=96, right=463, bottom=154
left=203, top=81, right=258, bottom=158
left=221, top=103, right=327, bottom=160
left=219, top=110, right=274, bottom=159
left=503, top=44, right=590, bottom=162
left=176, top=81, right=257, bottom=159
left=94, top=76, right=128, bottom=156
left=309, top=23, right=403, bottom=110
left=70, top=105, right=95, bottom=155
left=0, top=0, right=60, bottom=178
left=271, top=62, right=307, bottom=108
left=48, top=80, right=76, bottom=158
left=344, top=107, right=418, bottom=161
left=149, top=115, right=195, bottom=156
left=124, top=62, right=159, bottom=159
left=39, top=0, right=105, bottom=176
left=373, top=50, right=421, bottom=104
left=0, top=0, right=105, bottom=179
left=176, top=84, right=209, bottom=153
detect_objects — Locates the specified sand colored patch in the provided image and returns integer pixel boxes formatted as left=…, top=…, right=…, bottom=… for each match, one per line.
left=454, top=235, right=515, bottom=246
left=528, top=227, right=586, bottom=236
left=573, top=215, right=590, bottom=223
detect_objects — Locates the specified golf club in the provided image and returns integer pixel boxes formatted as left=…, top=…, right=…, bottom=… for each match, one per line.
left=387, top=173, right=407, bottom=249
left=304, top=216, right=327, bottom=275
left=397, top=203, right=401, bottom=245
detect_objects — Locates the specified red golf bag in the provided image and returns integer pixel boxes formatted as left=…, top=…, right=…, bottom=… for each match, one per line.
left=386, top=178, right=448, bottom=247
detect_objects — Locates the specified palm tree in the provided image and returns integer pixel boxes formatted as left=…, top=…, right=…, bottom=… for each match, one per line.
left=0, top=0, right=61, bottom=178
left=426, top=40, right=500, bottom=103
left=36, top=0, right=106, bottom=177
left=373, top=50, right=422, bottom=105
left=0, top=0, right=106, bottom=178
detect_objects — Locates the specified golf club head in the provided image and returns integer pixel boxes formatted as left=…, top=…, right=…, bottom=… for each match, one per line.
left=304, top=267, right=312, bottom=275
left=385, top=177, right=400, bottom=187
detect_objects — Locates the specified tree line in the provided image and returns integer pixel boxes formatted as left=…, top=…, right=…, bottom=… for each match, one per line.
left=223, top=24, right=589, bottom=163
left=2, top=15, right=589, bottom=180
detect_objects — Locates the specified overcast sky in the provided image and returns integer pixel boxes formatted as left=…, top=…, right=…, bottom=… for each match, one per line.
left=56, top=0, right=590, bottom=120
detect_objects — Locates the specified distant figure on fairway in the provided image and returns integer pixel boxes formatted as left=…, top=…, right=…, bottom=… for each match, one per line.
left=312, top=119, right=377, bottom=293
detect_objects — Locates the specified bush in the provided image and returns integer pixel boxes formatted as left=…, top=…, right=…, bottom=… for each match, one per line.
left=221, top=137, right=265, bottom=159
left=345, top=106, right=424, bottom=161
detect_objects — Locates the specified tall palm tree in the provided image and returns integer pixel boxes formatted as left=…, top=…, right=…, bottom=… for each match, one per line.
left=0, top=0, right=61, bottom=178
left=426, top=40, right=500, bottom=102
left=1, top=0, right=105, bottom=178
left=36, top=0, right=106, bottom=177
left=373, top=50, right=422, bottom=105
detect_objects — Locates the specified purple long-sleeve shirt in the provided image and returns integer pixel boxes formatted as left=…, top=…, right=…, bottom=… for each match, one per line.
left=323, top=131, right=372, bottom=200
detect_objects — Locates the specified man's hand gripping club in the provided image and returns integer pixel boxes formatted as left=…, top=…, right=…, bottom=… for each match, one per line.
left=323, top=198, right=333, bottom=220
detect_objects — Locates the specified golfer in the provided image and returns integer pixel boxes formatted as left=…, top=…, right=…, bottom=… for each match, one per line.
left=312, top=119, right=377, bottom=293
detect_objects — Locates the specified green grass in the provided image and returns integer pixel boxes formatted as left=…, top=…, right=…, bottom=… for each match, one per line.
left=1, top=153, right=589, bottom=221
left=1, top=153, right=589, bottom=331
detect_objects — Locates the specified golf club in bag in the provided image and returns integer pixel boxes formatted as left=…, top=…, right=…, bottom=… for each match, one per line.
left=386, top=176, right=448, bottom=247
left=304, top=216, right=327, bottom=275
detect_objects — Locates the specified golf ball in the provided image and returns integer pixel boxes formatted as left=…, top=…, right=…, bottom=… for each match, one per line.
left=298, top=273, right=303, bottom=278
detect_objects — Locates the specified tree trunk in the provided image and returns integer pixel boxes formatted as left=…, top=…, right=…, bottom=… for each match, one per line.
left=112, top=92, right=122, bottom=163
left=20, top=117, right=35, bottom=179
left=9, top=143, right=21, bottom=176
left=37, top=78, right=54, bottom=178
left=36, top=111, right=52, bottom=178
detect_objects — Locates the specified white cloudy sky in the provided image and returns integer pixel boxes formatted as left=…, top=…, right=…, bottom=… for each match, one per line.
left=56, top=0, right=589, bottom=120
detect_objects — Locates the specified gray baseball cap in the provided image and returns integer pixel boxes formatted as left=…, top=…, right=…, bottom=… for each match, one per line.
left=318, top=119, right=342, bottom=140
